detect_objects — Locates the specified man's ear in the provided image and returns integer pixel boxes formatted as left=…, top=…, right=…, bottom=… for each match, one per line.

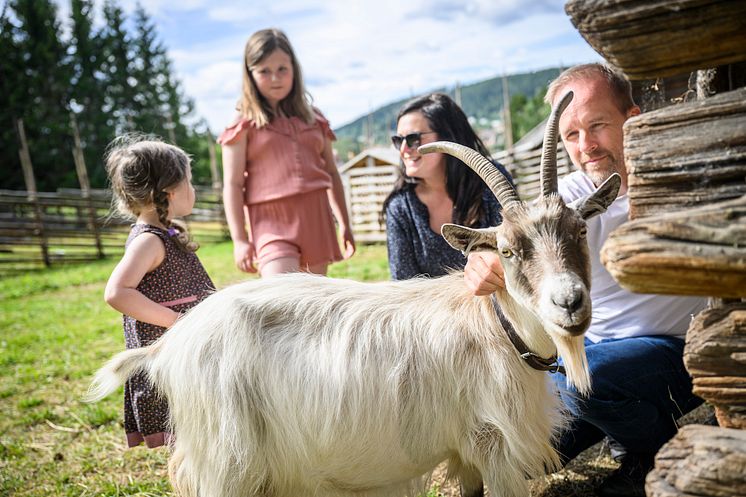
left=441, top=224, right=497, bottom=254
left=568, top=173, right=621, bottom=220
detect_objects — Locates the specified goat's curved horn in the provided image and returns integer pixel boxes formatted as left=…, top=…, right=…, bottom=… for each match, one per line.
left=540, top=90, right=573, bottom=197
left=419, top=141, right=520, bottom=210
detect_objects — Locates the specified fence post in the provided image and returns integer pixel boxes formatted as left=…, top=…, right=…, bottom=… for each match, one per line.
left=501, top=74, right=514, bottom=151
left=70, top=113, right=104, bottom=259
left=15, top=118, right=50, bottom=267
left=205, top=130, right=228, bottom=238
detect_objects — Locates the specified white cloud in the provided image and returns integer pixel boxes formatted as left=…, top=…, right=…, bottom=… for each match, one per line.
left=64, top=0, right=600, bottom=131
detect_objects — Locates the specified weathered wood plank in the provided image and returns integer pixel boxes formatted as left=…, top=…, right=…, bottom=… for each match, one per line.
left=647, top=424, right=746, bottom=497
left=685, top=302, right=746, bottom=429
left=565, top=0, right=746, bottom=79
left=625, top=88, right=746, bottom=219
left=601, top=194, right=746, bottom=298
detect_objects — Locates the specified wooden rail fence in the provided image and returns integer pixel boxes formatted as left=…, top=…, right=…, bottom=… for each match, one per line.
left=0, top=186, right=228, bottom=274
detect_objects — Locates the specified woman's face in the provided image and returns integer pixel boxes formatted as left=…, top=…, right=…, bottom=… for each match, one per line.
left=395, top=111, right=446, bottom=183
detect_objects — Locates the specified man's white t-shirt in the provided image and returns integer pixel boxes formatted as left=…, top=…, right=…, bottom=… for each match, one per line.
left=558, top=171, right=706, bottom=343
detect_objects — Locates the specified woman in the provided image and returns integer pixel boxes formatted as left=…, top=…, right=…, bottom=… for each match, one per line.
left=382, top=92, right=512, bottom=280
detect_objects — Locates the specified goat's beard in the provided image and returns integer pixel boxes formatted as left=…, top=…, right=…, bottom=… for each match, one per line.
left=553, top=334, right=591, bottom=396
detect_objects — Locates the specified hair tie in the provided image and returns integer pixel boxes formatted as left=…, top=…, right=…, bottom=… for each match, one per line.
left=167, top=227, right=178, bottom=237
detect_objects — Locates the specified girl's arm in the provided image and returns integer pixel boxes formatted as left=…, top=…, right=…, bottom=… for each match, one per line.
left=322, top=138, right=356, bottom=259
left=221, top=128, right=257, bottom=273
left=104, top=233, right=180, bottom=328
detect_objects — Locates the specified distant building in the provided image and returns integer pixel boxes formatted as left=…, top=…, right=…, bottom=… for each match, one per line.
left=339, top=147, right=401, bottom=243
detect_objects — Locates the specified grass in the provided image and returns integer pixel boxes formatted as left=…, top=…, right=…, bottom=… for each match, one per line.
left=0, top=241, right=391, bottom=496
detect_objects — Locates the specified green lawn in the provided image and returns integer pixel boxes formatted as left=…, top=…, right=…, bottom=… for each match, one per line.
left=0, top=242, right=389, bottom=496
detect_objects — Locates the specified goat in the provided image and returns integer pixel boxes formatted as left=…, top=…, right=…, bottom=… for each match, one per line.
left=87, top=90, right=621, bottom=497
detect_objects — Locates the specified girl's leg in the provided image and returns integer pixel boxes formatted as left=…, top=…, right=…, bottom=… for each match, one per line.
left=306, top=262, right=328, bottom=275
left=260, top=256, right=300, bottom=277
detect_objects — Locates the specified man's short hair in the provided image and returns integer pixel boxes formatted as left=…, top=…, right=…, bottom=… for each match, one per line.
left=545, top=63, right=636, bottom=114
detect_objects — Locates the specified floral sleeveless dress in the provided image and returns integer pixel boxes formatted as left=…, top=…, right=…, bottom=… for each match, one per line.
left=121, top=224, right=214, bottom=448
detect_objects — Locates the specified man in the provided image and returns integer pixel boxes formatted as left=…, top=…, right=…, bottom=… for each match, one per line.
left=464, top=63, right=706, bottom=497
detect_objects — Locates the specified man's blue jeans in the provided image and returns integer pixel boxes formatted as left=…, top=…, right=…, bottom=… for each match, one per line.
left=551, top=335, right=702, bottom=464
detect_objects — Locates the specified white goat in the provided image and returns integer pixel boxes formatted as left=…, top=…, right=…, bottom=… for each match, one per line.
left=87, top=91, right=620, bottom=497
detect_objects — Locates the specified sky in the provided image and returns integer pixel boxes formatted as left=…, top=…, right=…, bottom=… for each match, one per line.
left=61, top=0, right=602, bottom=132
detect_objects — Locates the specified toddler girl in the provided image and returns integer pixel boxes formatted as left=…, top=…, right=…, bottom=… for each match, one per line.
left=103, top=135, right=214, bottom=448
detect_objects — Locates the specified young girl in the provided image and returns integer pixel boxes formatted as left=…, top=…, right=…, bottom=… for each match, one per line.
left=219, top=28, right=355, bottom=277
left=382, top=93, right=513, bottom=280
left=103, top=135, right=214, bottom=449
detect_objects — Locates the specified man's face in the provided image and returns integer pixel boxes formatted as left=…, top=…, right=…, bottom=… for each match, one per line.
left=556, top=77, right=640, bottom=192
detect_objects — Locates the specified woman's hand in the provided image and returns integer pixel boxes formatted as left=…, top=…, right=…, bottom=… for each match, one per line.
left=340, top=224, right=356, bottom=259
left=464, top=251, right=505, bottom=295
left=233, top=240, right=257, bottom=273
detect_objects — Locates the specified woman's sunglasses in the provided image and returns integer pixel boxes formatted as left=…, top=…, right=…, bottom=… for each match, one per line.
left=391, top=131, right=436, bottom=149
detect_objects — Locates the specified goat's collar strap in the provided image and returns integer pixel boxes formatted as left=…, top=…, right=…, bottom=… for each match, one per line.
left=490, top=294, right=566, bottom=375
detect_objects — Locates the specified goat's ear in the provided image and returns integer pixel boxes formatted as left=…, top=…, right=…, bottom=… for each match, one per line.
left=441, top=224, right=497, bottom=255
left=569, top=173, right=621, bottom=220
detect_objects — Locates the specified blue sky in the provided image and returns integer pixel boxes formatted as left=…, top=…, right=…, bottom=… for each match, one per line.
left=62, top=0, right=602, bottom=132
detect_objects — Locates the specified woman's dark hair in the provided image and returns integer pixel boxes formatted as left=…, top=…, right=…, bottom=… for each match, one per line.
left=381, top=92, right=494, bottom=227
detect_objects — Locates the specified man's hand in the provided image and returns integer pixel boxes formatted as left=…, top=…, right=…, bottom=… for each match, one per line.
left=464, top=252, right=505, bottom=296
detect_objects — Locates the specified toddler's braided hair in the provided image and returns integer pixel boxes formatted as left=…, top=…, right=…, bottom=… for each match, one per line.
left=105, top=134, right=198, bottom=252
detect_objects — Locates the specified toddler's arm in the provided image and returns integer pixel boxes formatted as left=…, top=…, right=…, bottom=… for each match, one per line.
left=105, top=233, right=180, bottom=328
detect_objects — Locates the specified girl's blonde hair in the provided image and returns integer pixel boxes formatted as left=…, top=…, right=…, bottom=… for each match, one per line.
left=105, top=134, right=198, bottom=252
left=238, top=28, right=314, bottom=127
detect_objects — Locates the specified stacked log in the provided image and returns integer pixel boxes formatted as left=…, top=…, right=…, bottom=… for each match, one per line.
left=684, top=303, right=746, bottom=429
left=600, top=194, right=746, bottom=298
left=565, top=0, right=746, bottom=80
left=646, top=425, right=746, bottom=497
left=624, top=88, right=746, bottom=220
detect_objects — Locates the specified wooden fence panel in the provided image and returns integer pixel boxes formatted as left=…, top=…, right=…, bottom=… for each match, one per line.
left=0, top=186, right=228, bottom=272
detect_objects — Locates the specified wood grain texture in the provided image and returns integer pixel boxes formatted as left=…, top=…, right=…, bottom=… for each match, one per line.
left=647, top=424, right=746, bottom=497
left=601, top=194, right=746, bottom=298
left=685, top=303, right=746, bottom=429
left=624, top=88, right=746, bottom=219
left=565, top=0, right=746, bottom=79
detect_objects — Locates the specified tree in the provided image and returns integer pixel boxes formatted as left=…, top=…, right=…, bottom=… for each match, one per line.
left=10, top=0, right=75, bottom=191
left=510, top=87, right=550, bottom=142
left=69, top=0, right=111, bottom=187
left=0, top=2, right=25, bottom=189
left=100, top=0, right=136, bottom=137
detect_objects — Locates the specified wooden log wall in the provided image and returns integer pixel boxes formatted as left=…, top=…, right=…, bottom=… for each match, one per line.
left=566, top=0, right=746, bottom=495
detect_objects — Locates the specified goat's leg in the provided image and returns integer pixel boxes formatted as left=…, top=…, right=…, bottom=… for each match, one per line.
left=482, top=465, right=529, bottom=497
left=459, top=475, right=484, bottom=497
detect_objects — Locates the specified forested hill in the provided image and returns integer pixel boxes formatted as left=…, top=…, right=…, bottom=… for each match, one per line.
left=334, top=66, right=562, bottom=157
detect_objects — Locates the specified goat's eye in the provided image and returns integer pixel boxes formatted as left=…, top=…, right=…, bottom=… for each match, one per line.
left=579, top=227, right=588, bottom=238
left=500, top=247, right=513, bottom=258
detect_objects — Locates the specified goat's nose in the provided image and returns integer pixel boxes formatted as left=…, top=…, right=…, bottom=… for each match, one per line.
left=552, top=291, right=584, bottom=314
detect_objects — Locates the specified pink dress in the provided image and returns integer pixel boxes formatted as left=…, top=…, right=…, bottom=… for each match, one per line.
left=218, top=111, right=343, bottom=268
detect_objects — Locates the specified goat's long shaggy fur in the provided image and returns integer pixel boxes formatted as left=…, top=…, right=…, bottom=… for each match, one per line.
left=89, top=272, right=583, bottom=497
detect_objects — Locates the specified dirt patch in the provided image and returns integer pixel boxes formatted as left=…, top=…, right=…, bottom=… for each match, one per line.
left=424, top=403, right=715, bottom=496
